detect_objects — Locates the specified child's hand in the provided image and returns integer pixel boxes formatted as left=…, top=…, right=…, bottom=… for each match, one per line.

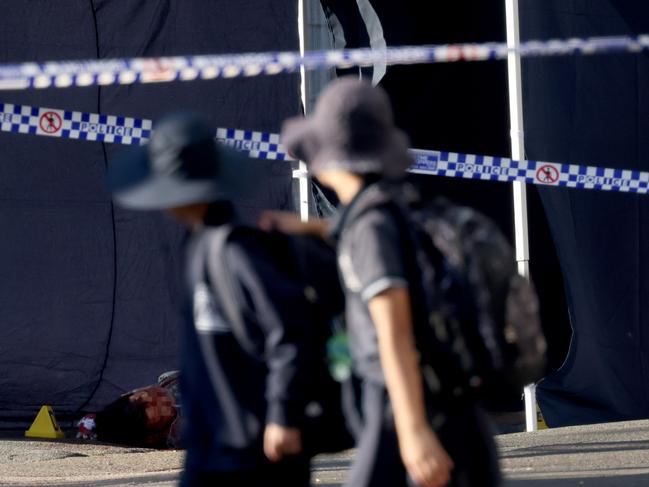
left=399, top=426, right=454, bottom=487
left=263, top=423, right=302, bottom=462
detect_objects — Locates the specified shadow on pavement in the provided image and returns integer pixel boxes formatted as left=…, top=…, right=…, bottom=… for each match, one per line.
left=504, top=473, right=649, bottom=486
left=501, top=439, right=649, bottom=459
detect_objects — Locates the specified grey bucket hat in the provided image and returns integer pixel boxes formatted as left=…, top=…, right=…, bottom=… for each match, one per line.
left=281, top=77, right=412, bottom=178
left=106, top=113, right=253, bottom=209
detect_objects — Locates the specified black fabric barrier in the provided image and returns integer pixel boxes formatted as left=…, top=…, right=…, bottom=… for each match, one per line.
left=0, top=0, right=299, bottom=420
left=520, top=0, right=649, bottom=426
left=4, top=0, right=645, bottom=428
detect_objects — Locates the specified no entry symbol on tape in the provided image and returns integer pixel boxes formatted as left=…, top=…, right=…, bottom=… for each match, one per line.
left=39, top=112, right=62, bottom=134
left=536, top=164, right=560, bottom=184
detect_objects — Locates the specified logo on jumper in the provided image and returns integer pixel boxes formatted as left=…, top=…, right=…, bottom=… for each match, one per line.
left=193, top=282, right=230, bottom=334
left=39, top=112, right=62, bottom=134
left=536, top=164, right=560, bottom=185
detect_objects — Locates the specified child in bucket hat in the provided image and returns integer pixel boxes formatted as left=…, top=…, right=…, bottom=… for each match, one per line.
left=278, top=77, right=501, bottom=487
left=107, top=113, right=319, bottom=487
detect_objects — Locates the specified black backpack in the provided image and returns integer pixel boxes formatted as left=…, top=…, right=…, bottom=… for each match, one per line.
left=392, top=186, right=547, bottom=400
left=198, top=225, right=354, bottom=455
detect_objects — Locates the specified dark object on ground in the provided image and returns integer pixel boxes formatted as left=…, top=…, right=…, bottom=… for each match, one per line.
left=92, top=373, right=181, bottom=449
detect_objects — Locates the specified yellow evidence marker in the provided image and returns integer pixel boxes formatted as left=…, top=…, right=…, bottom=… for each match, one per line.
left=24, top=405, right=65, bottom=439
left=537, top=404, right=549, bottom=430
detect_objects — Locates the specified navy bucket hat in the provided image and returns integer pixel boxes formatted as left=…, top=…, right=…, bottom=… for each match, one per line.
left=281, top=77, right=413, bottom=178
left=107, top=113, right=252, bottom=209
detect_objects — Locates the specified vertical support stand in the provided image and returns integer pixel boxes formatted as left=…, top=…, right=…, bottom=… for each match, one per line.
left=524, top=381, right=537, bottom=432
left=296, top=0, right=311, bottom=223
left=505, top=0, right=537, bottom=432
left=295, top=160, right=310, bottom=223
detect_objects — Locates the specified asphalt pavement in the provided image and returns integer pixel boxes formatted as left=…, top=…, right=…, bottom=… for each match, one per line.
left=2, top=420, right=649, bottom=486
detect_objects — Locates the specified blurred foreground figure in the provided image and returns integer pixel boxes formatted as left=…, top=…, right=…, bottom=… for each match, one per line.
left=279, top=78, right=502, bottom=487
left=106, top=114, right=349, bottom=487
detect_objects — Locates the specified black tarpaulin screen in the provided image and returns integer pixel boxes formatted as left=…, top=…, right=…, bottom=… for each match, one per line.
left=3, top=0, right=648, bottom=428
left=0, top=0, right=299, bottom=421
left=521, top=0, right=649, bottom=426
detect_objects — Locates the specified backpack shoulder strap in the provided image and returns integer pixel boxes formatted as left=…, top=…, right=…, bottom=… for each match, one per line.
left=192, top=226, right=257, bottom=442
left=203, top=225, right=258, bottom=356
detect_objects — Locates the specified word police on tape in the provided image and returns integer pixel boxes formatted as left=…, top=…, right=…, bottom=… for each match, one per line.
left=1, top=101, right=648, bottom=195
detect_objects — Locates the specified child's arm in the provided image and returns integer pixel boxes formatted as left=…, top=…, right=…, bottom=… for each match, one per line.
left=225, top=239, right=311, bottom=462
left=258, top=210, right=330, bottom=237
left=368, top=287, right=454, bottom=487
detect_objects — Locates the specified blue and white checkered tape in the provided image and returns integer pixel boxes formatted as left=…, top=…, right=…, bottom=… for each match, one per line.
left=0, top=34, right=648, bottom=91
left=410, top=150, right=649, bottom=194
left=0, top=102, right=288, bottom=160
left=215, top=127, right=286, bottom=161
left=2, top=102, right=648, bottom=195
left=0, top=103, right=152, bottom=144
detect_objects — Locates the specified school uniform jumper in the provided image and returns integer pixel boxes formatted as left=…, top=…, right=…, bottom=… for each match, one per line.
left=179, top=205, right=311, bottom=487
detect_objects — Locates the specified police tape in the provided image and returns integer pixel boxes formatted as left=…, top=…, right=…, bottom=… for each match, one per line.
left=1, top=34, right=648, bottom=91
left=0, top=102, right=288, bottom=160
left=2, top=101, right=648, bottom=195
left=410, top=150, right=649, bottom=195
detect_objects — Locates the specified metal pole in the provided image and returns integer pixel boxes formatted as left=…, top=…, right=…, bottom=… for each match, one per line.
left=524, top=381, right=537, bottom=432
left=295, top=0, right=310, bottom=223
left=505, top=0, right=537, bottom=432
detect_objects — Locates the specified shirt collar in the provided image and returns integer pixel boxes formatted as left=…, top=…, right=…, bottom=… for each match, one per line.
left=328, top=180, right=397, bottom=243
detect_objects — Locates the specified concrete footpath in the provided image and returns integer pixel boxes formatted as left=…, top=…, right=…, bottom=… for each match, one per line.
left=2, top=420, right=649, bottom=486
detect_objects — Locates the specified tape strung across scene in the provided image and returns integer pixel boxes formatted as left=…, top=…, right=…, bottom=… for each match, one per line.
left=0, top=102, right=288, bottom=160
left=0, top=34, right=648, bottom=91
left=409, top=151, right=649, bottom=195
left=2, top=102, right=648, bottom=195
